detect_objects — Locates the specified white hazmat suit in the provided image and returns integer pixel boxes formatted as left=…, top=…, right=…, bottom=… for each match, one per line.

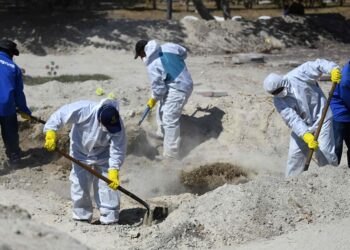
left=44, top=98, right=127, bottom=224
left=144, top=40, right=193, bottom=158
left=264, top=59, right=338, bottom=177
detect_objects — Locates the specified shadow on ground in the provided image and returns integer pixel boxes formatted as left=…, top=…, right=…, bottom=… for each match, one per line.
left=246, top=14, right=350, bottom=48
left=127, top=128, right=160, bottom=160
left=119, top=207, right=145, bottom=225
left=180, top=106, right=225, bottom=158
left=0, top=147, right=58, bottom=176
left=0, top=12, right=186, bottom=56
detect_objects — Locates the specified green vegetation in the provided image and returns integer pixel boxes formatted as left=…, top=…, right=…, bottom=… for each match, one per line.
left=23, top=74, right=112, bottom=85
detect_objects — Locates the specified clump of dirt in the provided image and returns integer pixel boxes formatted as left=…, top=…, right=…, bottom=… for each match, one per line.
left=0, top=205, right=31, bottom=220
left=181, top=162, right=250, bottom=194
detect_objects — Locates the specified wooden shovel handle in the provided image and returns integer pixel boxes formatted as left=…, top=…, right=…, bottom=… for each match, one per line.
left=23, top=113, right=151, bottom=214
left=56, top=149, right=151, bottom=214
left=304, top=82, right=338, bottom=171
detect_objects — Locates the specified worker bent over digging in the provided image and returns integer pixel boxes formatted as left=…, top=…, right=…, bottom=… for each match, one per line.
left=135, top=39, right=193, bottom=160
left=264, top=59, right=340, bottom=177
left=43, top=98, right=127, bottom=224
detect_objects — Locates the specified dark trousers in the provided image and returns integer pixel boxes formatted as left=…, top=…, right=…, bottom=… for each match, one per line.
left=0, top=114, right=21, bottom=160
left=333, top=120, right=350, bottom=168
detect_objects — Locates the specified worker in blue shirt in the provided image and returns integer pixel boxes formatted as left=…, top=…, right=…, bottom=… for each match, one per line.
left=330, top=61, right=350, bottom=168
left=0, top=39, right=31, bottom=165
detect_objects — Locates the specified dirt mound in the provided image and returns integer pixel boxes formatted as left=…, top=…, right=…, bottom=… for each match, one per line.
left=1, top=13, right=349, bottom=55
left=0, top=205, right=89, bottom=250
left=181, top=162, right=251, bottom=194
left=134, top=167, right=350, bottom=249
left=182, top=14, right=350, bottom=54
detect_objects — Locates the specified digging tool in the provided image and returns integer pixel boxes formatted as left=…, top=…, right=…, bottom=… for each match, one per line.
left=303, top=81, right=338, bottom=171
left=57, top=148, right=151, bottom=213
left=55, top=148, right=167, bottom=224
left=19, top=112, right=168, bottom=225
left=138, top=106, right=150, bottom=126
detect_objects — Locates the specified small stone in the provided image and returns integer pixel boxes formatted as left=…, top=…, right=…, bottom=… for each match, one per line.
left=128, top=111, right=136, bottom=118
left=129, top=230, right=140, bottom=239
left=34, top=167, right=43, bottom=172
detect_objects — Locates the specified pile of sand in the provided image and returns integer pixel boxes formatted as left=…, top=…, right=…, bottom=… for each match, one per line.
left=132, top=167, right=350, bottom=249
left=0, top=205, right=88, bottom=250
left=181, top=13, right=350, bottom=54
left=1, top=13, right=349, bottom=55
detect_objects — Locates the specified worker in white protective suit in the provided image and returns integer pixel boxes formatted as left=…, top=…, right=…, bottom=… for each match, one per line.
left=43, top=98, right=127, bottom=224
left=134, top=39, right=193, bottom=159
left=263, top=59, right=341, bottom=177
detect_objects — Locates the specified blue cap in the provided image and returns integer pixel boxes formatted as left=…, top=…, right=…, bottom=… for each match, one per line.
left=97, top=105, right=121, bottom=134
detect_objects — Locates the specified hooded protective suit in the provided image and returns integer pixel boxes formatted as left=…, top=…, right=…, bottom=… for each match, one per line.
left=144, top=40, right=193, bottom=158
left=264, top=59, right=338, bottom=177
left=44, top=98, right=127, bottom=224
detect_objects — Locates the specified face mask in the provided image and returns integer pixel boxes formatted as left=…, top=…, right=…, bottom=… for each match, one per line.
left=275, top=87, right=288, bottom=98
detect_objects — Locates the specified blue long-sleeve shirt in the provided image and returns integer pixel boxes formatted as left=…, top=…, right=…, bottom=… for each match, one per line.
left=0, top=51, right=31, bottom=116
left=330, top=61, right=350, bottom=122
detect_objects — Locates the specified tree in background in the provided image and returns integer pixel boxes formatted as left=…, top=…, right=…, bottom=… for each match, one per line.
left=166, top=0, right=172, bottom=19
left=192, top=0, right=215, bottom=20
left=221, top=0, right=231, bottom=19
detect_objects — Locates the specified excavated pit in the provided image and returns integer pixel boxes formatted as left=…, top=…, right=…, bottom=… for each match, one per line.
left=181, top=162, right=252, bottom=195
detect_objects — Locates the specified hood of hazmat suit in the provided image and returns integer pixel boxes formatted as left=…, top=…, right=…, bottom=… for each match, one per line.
left=44, top=98, right=126, bottom=169
left=143, top=40, right=193, bottom=100
left=264, top=59, right=339, bottom=137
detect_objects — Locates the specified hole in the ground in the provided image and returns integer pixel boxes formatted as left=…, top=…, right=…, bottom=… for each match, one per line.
left=181, top=162, right=252, bottom=195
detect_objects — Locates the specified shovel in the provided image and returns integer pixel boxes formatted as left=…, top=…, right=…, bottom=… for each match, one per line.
left=138, top=106, right=150, bottom=126
left=21, top=113, right=168, bottom=225
left=55, top=148, right=168, bottom=225
left=303, top=81, right=338, bottom=171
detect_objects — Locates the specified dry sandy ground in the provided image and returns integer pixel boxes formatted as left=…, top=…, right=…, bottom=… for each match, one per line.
left=1, top=14, right=350, bottom=250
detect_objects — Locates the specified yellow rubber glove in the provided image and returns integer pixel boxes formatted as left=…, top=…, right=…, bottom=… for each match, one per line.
left=18, top=111, right=31, bottom=120
left=303, top=132, right=318, bottom=151
left=44, top=130, right=57, bottom=152
left=107, top=92, right=116, bottom=100
left=108, top=169, right=119, bottom=190
left=147, top=97, right=157, bottom=109
left=331, top=68, right=341, bottom=84
left=95, top=87, right=105, bottom=96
